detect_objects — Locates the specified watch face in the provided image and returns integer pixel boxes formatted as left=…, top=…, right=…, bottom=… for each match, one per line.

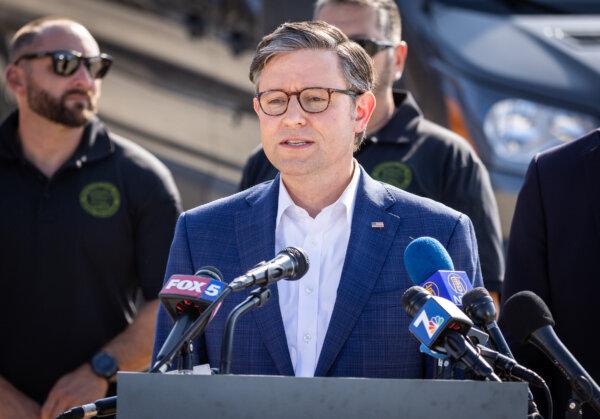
left=92, top=352, right=118, bottom=378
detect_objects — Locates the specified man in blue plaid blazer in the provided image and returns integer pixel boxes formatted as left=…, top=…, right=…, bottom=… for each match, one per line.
left=153, top=21, right=482, bottom=378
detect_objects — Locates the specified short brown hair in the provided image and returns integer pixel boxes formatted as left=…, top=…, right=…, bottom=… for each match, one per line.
left=249, top=21, right=373, bottom=93
left=314, top=0, right=402, bottom=43
left=9, top=16, right=83, bottom=62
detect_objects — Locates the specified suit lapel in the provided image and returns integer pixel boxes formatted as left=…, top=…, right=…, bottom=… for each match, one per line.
left=315, top=169, right=402, bottom=376
left=235, top=177, right=294, bottom=375
left=583, top=135, right=600, bottom=246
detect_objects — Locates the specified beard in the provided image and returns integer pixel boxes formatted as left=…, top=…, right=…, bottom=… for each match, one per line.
left=373, top=52, right=395, bottom=97
left=26, top=79, right=98, bottom=127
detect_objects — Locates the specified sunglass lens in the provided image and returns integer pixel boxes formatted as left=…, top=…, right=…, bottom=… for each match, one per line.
left=353, top=39, right=378, bottom=57
left=54, top=52, right=80, bottom=76
left=87, top=57, right=112, bottom=79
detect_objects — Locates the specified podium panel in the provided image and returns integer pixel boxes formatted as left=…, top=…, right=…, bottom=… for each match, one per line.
left=117, top=372, right=528, bottom=419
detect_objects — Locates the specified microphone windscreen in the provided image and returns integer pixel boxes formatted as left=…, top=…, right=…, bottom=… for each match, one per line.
left=462, top=287, right=491, bottom=308
left=499, top=291, right=555, bottom=345
left=462, top=287, right=496, bottom=325
left=195, top=266, right=224, bottom=281
left=401, top=285, right=429, bottom=317
left=404, top=237, right=454, bottom=284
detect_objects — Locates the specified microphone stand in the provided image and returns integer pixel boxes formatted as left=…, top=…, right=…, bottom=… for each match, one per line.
left=565, top=392, right=584, bottom=419
left=219, top=287, right=271, bottom=375
left=177, top=340, right=195, bottom=372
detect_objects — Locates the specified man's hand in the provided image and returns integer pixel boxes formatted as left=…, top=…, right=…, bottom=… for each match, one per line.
left=40, top=364, right=108, bottom=419
left=490, top=291, right=501, bottom=317
left=0, top=376, right=41, bottom=419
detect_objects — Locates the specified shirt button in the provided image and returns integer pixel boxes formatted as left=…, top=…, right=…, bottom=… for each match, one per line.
left=305, top=286, right=313, bottom=295
left=303, top=333, right=311, bottom=343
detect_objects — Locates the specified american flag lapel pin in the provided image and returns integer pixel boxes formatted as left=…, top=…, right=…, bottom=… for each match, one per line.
left=371, top=221, right=385, bottom=229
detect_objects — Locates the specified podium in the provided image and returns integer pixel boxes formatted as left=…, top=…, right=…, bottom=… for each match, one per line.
left=117, top=372, right=528, bottom=418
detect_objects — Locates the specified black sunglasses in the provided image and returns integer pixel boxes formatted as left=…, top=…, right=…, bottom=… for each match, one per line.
left=350, top=38, right=395, bottom=57
left=14, top=50, right=113, bottom=79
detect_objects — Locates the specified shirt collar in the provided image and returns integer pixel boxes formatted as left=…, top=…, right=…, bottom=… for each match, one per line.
left=0, top=110, right=115, bottom=165
left=364, top=89, right=423, bottom=146
left=276, top=159, right=361, bottom=228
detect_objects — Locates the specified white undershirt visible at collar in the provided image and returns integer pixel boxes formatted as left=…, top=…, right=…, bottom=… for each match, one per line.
left=275, top=160, right=360, bottom=377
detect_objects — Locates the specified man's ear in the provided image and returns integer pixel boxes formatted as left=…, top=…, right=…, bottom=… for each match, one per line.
left=5, top=64, right=26, bottom=97
left=253, top=97, right=261, bottom=116
left=353, top=91, right=376, bottom=134
left=393, top=41, right=408, bottom=80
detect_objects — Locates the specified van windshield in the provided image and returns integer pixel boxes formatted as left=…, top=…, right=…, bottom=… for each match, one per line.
left=432, top=0, right=600, bottom=14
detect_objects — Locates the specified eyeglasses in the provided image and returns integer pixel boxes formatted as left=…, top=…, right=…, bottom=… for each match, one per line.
left=13, top=50, right=113, bottom=79
left=256, top=87, right=360, bottom=116
left=350, top=38, right=395, bottom=57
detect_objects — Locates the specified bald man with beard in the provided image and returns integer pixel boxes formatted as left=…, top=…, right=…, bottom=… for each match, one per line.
left=0, top=17, right=180, bottom=419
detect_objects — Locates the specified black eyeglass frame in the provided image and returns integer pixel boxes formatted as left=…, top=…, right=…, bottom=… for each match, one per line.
left=13, top=50, right=114, bottom=79
left=255, top=87, right=361, bottom=116
left=350, top=38, right=396, bottom=57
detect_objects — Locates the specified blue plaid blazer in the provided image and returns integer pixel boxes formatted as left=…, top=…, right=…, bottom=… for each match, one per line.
left=153, top=166, right=483, bottom=377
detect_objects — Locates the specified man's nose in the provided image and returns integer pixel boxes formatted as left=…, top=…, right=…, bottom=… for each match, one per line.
left=70, top=61, right=96, bottom=88
left=282, top=95, right=307, bottom=126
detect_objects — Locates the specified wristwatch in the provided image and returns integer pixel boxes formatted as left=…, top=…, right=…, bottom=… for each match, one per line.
left=91, top=351, right=119, bottom=380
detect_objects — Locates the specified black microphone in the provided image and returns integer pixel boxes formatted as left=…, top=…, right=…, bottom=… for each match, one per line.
left=500, top=291, right=600, bottom=415
left=463, top=287, right=514, bottom=357
left=463, top=287, right=544, bottom=418
left=402, top=286, right=501, bottom=382
left=476, top=344, right=546, bottom=387
left=154, top=267, right=227, bottom=369
left=151, top=247, right=308, bottom=375
left=56, top=396, right=116, bottom=419
left=229, top=247, right=309, bottom=291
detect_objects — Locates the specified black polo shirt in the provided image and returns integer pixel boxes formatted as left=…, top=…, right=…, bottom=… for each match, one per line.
left=0, top=111, right=181, bottom=403
left=239, top=90, right=504, bottom=292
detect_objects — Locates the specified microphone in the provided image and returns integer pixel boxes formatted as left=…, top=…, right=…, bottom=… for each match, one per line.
left=500, top=291, right=600, bottom=415
left=154, top=267, right=227, bottom=368
left=463, top=288, right=544, bottom=418
left=151, top=247, right=308, bottom=374
left=404, top=237, right=484, bottom=378
left=476, top=344, right=546, bottom=387
left=404, top=237, right=473, bottom=307
left=402, top=285, right=501, bottom=381
left=463, top=287, right=513, bottom=357
left=56, top=396, right=116, bottom=419
left=229, top=247, right=309, bottom=291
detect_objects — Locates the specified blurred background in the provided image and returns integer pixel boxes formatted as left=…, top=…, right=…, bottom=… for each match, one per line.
left=1, top=0, right=599, bottom=240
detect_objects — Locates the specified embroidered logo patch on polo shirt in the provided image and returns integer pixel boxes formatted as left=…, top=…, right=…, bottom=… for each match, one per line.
left=371, top=161, right=413, bottom=190
left=80, top=182, right=121, bottom=218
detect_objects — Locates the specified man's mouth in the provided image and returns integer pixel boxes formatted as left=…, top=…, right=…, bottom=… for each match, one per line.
left=281, top=138, right=313, bottom=147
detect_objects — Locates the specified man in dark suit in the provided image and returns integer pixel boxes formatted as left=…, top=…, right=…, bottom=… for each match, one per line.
left=503, top=128, right=600, bottom=418
left=154, top=20, right=483, bottom=377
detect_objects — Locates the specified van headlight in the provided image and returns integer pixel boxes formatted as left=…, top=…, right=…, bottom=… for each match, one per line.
left=483, top=98, right=597, bottom=165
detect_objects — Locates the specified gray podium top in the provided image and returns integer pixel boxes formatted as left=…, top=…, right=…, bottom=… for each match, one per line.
left=118, top=372, right=528, bottom=419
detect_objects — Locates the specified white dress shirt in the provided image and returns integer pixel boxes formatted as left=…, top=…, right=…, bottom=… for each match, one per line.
left=275, top=162, right=360, bottom=377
